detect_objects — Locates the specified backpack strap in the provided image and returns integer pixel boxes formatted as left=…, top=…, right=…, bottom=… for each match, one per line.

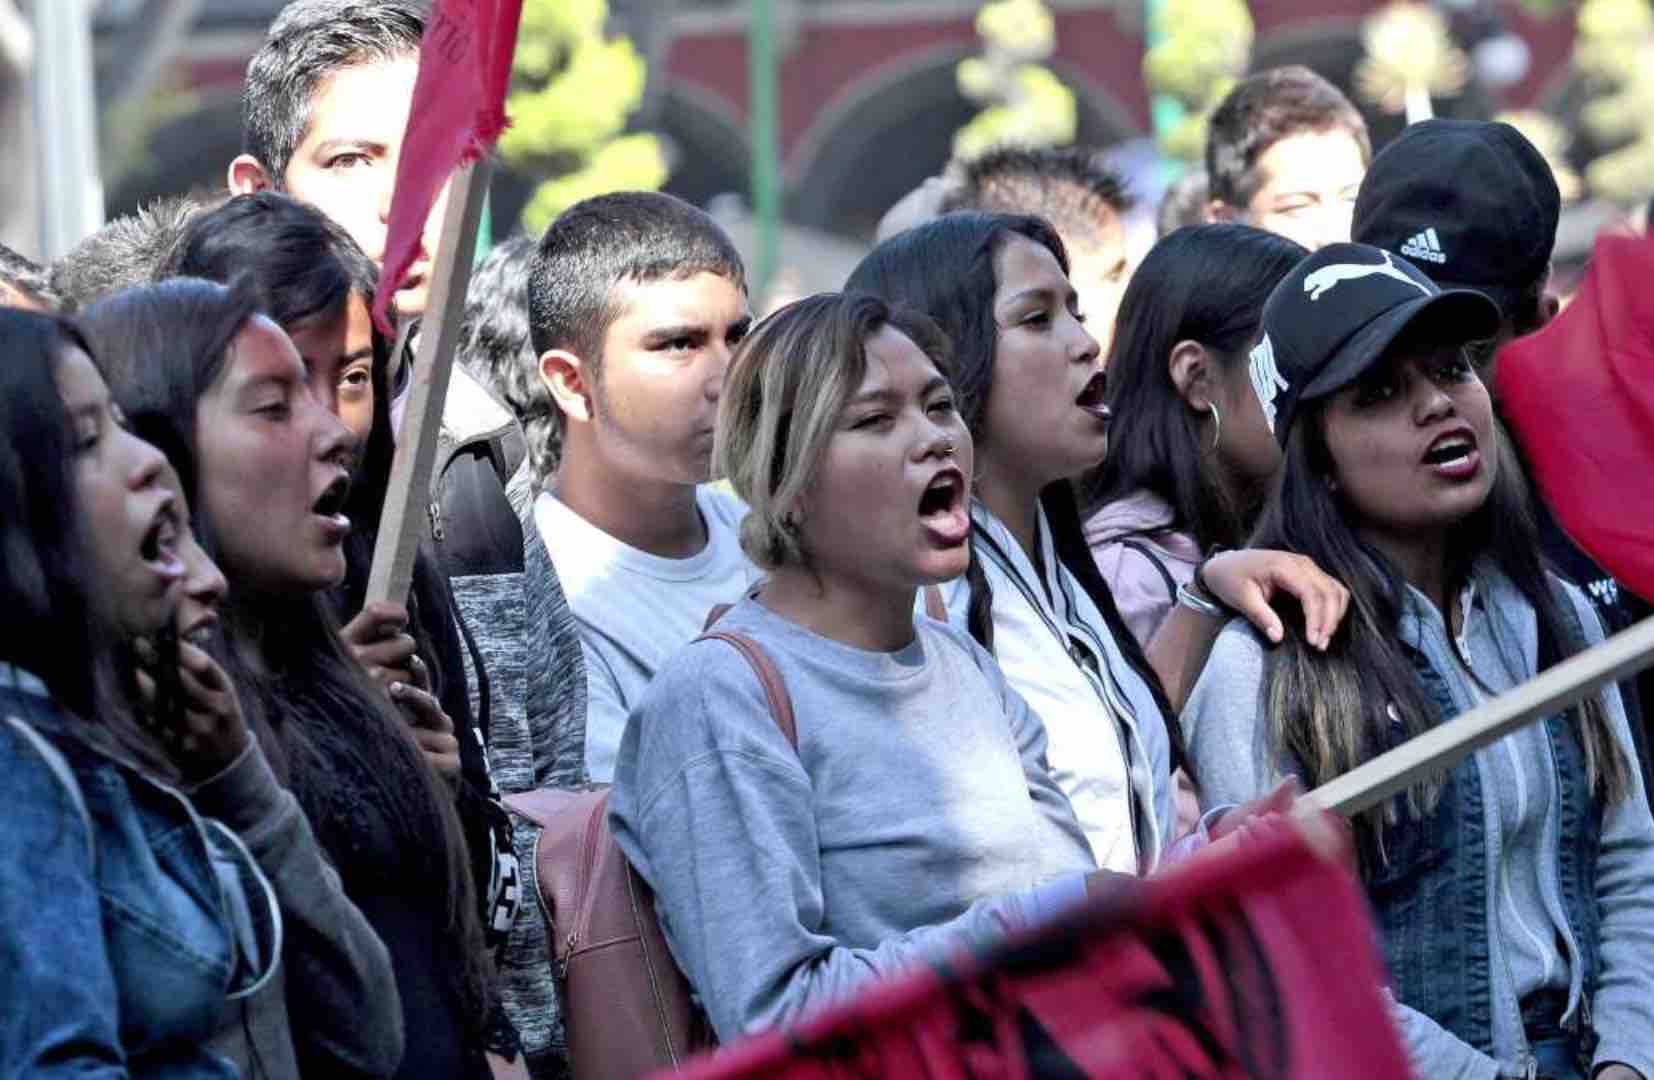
left=694, top=630, right=797, bottom=749
left=1120, top=539, right=1180, bottom=605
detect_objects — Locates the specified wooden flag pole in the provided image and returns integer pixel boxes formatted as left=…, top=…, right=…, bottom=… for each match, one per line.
left=1312, top=615, right=1654, bottom=817
left=364, top=158, right=491, bottom=608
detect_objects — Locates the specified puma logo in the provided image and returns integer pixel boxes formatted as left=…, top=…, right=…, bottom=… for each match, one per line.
left=1248, top=333, right=1288, bottom=433
left=1303, top=251, right=1431, bottom=301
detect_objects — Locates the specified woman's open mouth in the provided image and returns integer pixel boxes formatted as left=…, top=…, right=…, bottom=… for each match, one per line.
left=311, top=473, right=353, bottom=537
left=1421, top=429, right=1481, bottom=480
left=139, top=509, right=186, bottom=584
left=1075, top=371, right=1111, bottom=423
left=918, top=466, right=970, bottom=548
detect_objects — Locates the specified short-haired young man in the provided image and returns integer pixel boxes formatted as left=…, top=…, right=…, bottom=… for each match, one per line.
left=1353, top=117, right=1653, bottom=787
left=228, top=0, right=440, bottom=318
left=1205, top=65, right=1371, bottom=252
left=526, top=191, right=757, bottom=781
left=941, top=145, right=1136, bottom=355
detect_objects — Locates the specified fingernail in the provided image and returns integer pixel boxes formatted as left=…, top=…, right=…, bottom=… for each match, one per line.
left=389, top=682, right=405, bottom=697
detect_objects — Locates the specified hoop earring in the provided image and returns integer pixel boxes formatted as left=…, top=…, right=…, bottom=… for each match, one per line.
left=1204, top=401, right=1222, bottom=452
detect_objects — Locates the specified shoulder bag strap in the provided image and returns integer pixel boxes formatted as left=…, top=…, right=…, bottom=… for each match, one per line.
left=692, top=630, right=798, bottom=749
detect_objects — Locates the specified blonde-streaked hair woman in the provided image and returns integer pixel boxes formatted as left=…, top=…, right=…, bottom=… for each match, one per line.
left=608, top=291, right=1103, bottom=1041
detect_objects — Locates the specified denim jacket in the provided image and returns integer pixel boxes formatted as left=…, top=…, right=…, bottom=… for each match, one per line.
left=0, top=665, right=280, bottom=1078
left=1371, top=589, right=1602, bottom=1068
left=1184, top=567, right=1654, bottom=1079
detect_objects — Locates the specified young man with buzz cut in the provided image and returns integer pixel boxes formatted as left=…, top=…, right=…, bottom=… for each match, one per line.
left=524, top=190, right=759, bottom=783
left=1204, top=65, right=1371, bottom=252
left=940, top=145, right=1137, bottom=357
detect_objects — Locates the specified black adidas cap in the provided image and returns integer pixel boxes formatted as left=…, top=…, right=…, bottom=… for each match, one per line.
left=1353, top=119, right=1560, bottom=322
left=1251, top=243, right=1502, bottom=445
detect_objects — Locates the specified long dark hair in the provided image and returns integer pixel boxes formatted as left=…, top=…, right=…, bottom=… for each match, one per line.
left=0, top=309, right=170, bottom=774
left=1085, top=225, right=1306, bottom=551
left=78, top=278, right=491, bottom=1023
left=1256, top=400, right=1632, bottom=866
left=162, top=191, right=450, bottom=705
left=847, top=211, right=1182, bottom=759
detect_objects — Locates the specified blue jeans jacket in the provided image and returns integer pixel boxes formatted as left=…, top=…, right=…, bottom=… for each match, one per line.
left=0, top=667, right=278, bottom=1078
left=1372, top=637, right=1601, bottom=1063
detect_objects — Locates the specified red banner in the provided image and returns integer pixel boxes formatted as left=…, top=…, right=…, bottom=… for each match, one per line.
left=659, top=828, right=1411, bottom=1079
left=372, top=0, right=523, bottom=334
left=1498, top=233, right=1654, bottom=601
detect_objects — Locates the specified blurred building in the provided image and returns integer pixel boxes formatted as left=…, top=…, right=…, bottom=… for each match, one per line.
left=105, top=0, right=1584, bottom=243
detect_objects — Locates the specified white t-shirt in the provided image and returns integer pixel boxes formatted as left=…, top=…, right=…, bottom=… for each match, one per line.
left=941, top=501, right=1171, bottom=874
left=534, top=486, right=759, bottom=780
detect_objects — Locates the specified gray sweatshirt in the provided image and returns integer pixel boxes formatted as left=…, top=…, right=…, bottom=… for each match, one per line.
left=609, top=598, right=1095, bottom=1042
left=193, top=741, right=404, bottom=1079
left=1182, top=565, right=1654, bottom=1079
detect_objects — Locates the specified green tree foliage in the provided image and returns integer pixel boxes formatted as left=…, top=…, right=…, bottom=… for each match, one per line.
left=1142, top=0, right=1252, bottom=162
left=953, top=0, right=1077, bottom=161
left=498, top=0, right=667, bottom=233
left=1574, top=0, right=1654, bottom=205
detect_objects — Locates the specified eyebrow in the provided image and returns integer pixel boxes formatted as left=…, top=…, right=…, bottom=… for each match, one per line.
left=234, top=373, right=293, bottom=400
left=642, top=323, right=702, bottom=340
left=310, top=138, right=387, bottom=158
left=847, top=375, right=950, bottom=407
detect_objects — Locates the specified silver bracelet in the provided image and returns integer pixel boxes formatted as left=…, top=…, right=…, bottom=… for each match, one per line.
left=1176, top=579, right=1227, bottom=619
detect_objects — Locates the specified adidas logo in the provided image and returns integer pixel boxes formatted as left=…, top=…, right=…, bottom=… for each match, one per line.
left=1400, top=227, right=1447, bottom=265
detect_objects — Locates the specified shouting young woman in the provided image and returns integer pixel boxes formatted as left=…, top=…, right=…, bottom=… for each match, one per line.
left=0, top=308, right=278, bottom=1076
left=1184, top=243, right=1654, bottom=1080
left=83, top=278, right=495, bottom=1080
left=848, top=213, right=1348, bottom=868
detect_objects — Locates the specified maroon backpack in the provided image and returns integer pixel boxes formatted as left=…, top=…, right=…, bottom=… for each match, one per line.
left=503, top=629, right=795, bottom=1077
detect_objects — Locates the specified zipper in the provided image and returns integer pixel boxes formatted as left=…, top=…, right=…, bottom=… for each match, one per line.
left=975, top=517, right=1152, bottom=864
left=1445, top=633, right=1536, bottom=1072
left=560, top=800, right=606, bottom=979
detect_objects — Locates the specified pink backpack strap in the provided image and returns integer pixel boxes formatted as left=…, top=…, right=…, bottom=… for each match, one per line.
left=693, top=629, right=798, bottom=749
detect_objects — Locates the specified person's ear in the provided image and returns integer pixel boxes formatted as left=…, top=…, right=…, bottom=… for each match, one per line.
left=1167, top=339, right=1215, bottom=410
left=227, top=155, right=274, bottom=196
left=540, top=349, right=593, bottom=422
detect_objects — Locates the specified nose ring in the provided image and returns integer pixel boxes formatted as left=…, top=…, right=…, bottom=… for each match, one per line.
left=941, top=439, right=956, bottom=456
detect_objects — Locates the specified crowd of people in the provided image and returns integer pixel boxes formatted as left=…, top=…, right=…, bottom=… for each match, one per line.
left=3, top=2, right=1653, bottom=1078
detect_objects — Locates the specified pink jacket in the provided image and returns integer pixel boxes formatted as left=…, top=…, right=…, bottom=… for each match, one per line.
left=1083, top=489, right=1204, bottom=649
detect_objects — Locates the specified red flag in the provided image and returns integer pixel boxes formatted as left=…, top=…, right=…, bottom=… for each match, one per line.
left=372, top=0, right=523, bottom=334
left=658, top=828, right=1412, bottom=1079
left=1497, top=234, right=1654, bottom=601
